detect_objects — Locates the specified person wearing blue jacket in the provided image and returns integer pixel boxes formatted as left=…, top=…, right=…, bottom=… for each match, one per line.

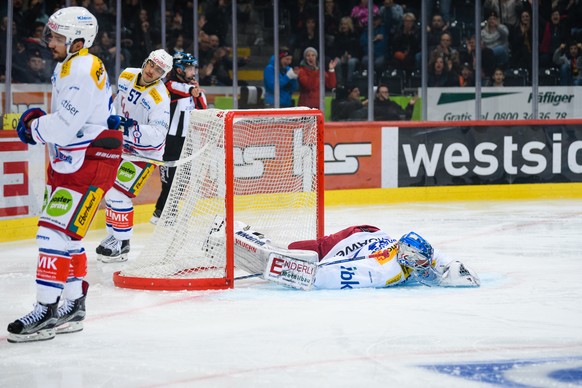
left=263, top=48, right=299, bottom=107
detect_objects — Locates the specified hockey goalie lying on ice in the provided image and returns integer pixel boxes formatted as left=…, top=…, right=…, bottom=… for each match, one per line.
left=205, top=221, right=480, bottom=290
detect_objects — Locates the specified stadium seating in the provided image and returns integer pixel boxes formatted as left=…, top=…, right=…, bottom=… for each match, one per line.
left=380, top=69, right=406, bottom=96
left=504, top=68, right=529, bottom=86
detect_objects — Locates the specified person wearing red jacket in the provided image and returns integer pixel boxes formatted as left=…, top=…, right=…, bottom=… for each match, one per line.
left=297, top=47, right=338, bottom=109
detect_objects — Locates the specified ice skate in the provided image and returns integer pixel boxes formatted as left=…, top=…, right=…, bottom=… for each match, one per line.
left=56, top=281, right=88, bottom=334
left=95, top=234, right=116, bottom=256
left=7, top=300, right=59, bottom=343
left=96, top=235, right=130, bottom=263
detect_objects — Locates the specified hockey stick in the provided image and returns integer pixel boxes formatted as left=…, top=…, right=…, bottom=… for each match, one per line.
left=234, top=273, right=262, bottom=280
left=122, top=142, right=211, bottom=167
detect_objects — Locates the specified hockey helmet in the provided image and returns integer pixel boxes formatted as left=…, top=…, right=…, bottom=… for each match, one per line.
left=142, top=49, right=173, bottom=79
left=43, top=7, right=98, bottom=48
left=173, top=51, right=199, bottom=71
left=396, top=231, right=435, bottom=269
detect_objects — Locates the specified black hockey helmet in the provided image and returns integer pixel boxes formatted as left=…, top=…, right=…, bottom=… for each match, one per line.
left=173, top=51, right=198, bottom=71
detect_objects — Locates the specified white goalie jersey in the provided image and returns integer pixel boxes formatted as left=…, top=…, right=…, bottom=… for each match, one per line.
left=113, top=68, right=171, bottom=160
left=309, top=230, right=456, bottom=290
left=228, top=223, right=480, bottom=290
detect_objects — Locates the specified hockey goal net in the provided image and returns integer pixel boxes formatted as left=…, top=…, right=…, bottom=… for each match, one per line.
left=113, top=108, right=324, bottom=290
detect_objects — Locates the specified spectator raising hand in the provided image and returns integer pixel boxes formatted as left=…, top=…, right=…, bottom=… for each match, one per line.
left=298, top=47, right=337, bottom=109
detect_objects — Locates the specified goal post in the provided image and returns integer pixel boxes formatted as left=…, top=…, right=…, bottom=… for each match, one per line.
left=113, top=108, right=325, bottom=291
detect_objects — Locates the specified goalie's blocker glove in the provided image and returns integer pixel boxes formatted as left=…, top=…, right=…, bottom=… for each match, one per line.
left=17, top=108, right=46, bottom=145
left=107, top=115, right=136, bottom=136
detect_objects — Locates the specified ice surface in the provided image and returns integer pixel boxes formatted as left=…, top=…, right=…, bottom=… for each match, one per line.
left=1, top=199, right=581, bottom=387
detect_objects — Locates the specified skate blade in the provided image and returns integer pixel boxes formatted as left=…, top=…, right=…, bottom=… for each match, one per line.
left=98, top=253, right=128, bottom=263
left=7, top=328, right=56, bottom=343
left=56, top=321, right=83, bottom=334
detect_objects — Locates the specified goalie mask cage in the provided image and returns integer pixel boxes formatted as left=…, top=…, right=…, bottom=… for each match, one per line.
left=113, top=108, right=324, bottom=290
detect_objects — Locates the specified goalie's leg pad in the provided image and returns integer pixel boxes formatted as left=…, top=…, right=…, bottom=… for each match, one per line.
left=264, top=254, right=318, bottom=290
left=233, top=228, right=318, bottom=275
left=233, top=229, right=272, bottom=274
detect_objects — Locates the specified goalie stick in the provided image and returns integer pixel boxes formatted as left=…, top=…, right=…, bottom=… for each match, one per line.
left=122, top=142, right=211, bottom=167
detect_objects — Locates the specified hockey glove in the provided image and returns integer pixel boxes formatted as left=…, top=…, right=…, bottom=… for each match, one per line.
left=438, top=261, right=480, bottom=287
left=16, top=108, right=46, bottom=145
left=107, top=115, right=136, bottom=136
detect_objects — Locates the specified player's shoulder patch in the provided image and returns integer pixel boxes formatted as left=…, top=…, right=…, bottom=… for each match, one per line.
left=60, top=60, right=72, bottom=78
left=89, top=54, right=107, bottom=90
left=119, top=70, right=134, bottom=81
left=149, top=88, right=162, bottom=104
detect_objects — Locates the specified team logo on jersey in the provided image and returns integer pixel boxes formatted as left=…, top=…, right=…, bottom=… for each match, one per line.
left=117, top=162, right=137, bottom=182
left=46, top=189, right=74, bottom=217
left=368, top=239, right=398, bottom=265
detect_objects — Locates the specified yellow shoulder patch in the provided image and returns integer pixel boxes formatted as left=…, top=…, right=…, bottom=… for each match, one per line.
left=60, top=61, right=71, bottom=78
left=60, top=48, right=89, bottom=78
left=120, top=70, right=134, bottom=81
left=90, top=55, right=107, bottom=90
left=149, top=88, right=162, bottom=104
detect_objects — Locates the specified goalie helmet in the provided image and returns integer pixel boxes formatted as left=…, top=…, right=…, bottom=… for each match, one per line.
left=396, top=231, right=435, bottom=270
left=43, top=7, right=98, bottom=48
left=142, top=49, right=173, bottom=79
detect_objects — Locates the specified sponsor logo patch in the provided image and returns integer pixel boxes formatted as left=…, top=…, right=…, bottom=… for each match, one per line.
left=46, top=189, right=73, bottom=217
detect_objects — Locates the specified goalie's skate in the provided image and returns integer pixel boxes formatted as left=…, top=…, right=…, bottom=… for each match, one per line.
left=7, top=300, right=59, bottom=343
left=96, top=235, right=130, bottom=263
left=55, top=281, right=88, bottom=334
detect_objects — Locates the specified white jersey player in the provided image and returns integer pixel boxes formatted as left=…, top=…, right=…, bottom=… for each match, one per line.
left=9, top=7, right=122, bottom=343
left=229, top=224, right=480, bottom=290
left=96, top=49, right=172, bottom=263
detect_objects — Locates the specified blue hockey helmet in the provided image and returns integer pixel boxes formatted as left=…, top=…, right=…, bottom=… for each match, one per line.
left=396, top=231, right=435, bottom=269
left=173, top=51, right=199, bottom=71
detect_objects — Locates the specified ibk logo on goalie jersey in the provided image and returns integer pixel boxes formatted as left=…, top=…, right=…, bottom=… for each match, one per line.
left=340, top=266, right=360, bottom=289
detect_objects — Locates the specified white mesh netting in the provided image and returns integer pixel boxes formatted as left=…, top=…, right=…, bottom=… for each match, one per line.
left=114, top=108, right=322, bottom=290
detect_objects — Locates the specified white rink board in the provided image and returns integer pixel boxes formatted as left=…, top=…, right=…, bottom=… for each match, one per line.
left=426, top=86, right=582, bottom=121
left=1, top=199, right=581, bottom=387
